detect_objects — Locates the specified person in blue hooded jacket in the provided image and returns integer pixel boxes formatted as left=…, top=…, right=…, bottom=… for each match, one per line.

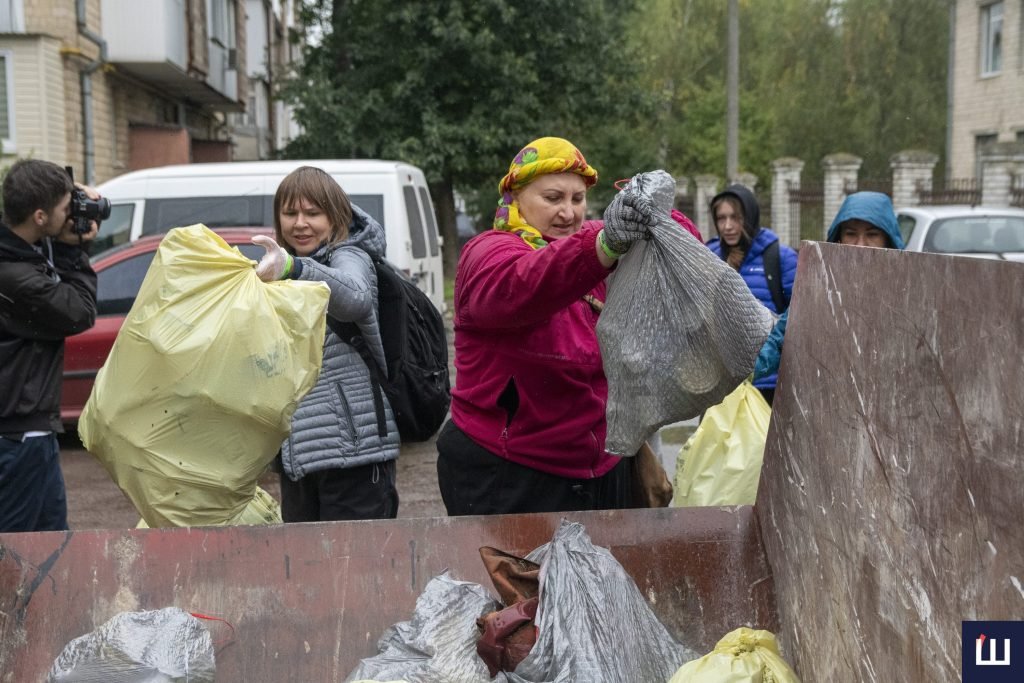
left=754, top=191, right=906, bottom=383
left=707, top=184, right=797, bottom=405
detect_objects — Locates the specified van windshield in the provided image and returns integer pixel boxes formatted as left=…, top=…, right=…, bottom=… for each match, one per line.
left=141, top=194, right=386, bottom=235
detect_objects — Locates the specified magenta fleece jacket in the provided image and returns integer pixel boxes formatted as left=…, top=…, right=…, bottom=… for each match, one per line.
left=450, top=221, right=622, bottom=479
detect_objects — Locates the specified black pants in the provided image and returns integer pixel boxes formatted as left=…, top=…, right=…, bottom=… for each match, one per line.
left=0, top=434, right=68, bottom=532
left=280, top=460, right=399, bottom=523
left=436, top=420, right=632, bottom=516
left=757, top=388, right=775, bottom=406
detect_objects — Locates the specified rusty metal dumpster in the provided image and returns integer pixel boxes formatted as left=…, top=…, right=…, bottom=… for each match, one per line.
left=2, top=243, right=1022, bottom=681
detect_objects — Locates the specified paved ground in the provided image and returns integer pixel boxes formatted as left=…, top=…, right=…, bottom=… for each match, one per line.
left=59, top=432, right=447, bottom=530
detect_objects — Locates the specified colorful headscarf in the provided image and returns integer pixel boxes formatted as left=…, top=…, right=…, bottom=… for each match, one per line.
left=493, top=137, right=599, bottom=249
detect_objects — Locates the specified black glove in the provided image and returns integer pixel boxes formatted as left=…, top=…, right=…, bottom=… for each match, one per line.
left=602, top=188, right=656, bottom=255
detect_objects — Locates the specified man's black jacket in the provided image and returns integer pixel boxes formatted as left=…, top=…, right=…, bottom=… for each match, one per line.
left=0, top=224, right=97, bottom=434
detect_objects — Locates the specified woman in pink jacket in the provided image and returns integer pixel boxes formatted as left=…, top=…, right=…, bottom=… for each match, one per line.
left=436, top=137, right=654, bottom=515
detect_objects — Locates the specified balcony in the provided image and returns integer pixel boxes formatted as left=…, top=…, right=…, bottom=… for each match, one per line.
left=100, top=0, right=240, bottom=109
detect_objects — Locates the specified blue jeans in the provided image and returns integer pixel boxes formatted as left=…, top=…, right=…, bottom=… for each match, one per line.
left=0, top=434, right=68, bottom=532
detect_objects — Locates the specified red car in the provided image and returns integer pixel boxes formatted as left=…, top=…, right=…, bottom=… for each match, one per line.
left=61, top=228, right=273, bottom=424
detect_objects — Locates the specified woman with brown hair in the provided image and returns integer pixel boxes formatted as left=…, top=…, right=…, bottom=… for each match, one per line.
left=707, top=184, right=797, bottom=404
left=252, top=166, right=400, bottom=522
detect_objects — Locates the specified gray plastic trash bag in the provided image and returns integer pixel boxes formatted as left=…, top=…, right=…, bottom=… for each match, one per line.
left=598, top=170, right=774, bottom=455
left=345, top=573, right=502, bottom=683
left=348, top=521, right=695, bottom=683
left=48, top=607, right=215, bottom=683
left=505, top=520, right=696, bottom=682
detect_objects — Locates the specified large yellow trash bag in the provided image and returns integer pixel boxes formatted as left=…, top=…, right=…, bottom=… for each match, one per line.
left=79, top=225, right=330, bottom=528
left=668, top=628, right=800, bottom=682
left=673, top=380, right=770, bottom=507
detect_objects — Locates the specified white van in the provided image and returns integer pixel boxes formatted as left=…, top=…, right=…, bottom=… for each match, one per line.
left=94, top=160, right=446, bottom=311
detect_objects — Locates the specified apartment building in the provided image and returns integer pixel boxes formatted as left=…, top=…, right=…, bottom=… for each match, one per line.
left=0, top=0, right=298, bottom=184
left=949, top=0, right=1024, bottom=178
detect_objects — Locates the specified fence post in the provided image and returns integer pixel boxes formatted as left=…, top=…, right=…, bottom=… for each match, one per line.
left=735, top=171, right=758, bottom=193
left=694, top=174, right=720, bottom=242
left=822, top=153, right=862, bottom=238
left=674, top=175, right=691, bottom=210
left=980, top=142, right=1024, bottom=207
left=890, top=150, right=938, bottom=208
left=771, top=157, right=804, bottom=247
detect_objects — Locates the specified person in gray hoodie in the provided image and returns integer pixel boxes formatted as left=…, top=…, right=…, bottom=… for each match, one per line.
left=754, top=191, right=906, bottom=382
left=252, top=166, right=400, bottom=522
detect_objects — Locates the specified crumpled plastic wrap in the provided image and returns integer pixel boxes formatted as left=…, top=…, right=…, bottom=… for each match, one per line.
left=346, top=520, right=695, bottom=683
left=597, top=170, right=774, bottom=455
left=79, top=225, right=330, bottom=527
left=47, top=607, right=215, bottom=682
left=345, top=573, right=502, bottom=682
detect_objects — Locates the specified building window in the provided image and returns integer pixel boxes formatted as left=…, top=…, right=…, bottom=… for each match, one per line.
left=0, top=0, right=24, bottom=32
left=209, top=0, right=236, bottom=49
left=976, top=133, right=998, bottom=178
left=981, top=2, right=1003, bottom=76
left=0, top=52, right=15, bottom=154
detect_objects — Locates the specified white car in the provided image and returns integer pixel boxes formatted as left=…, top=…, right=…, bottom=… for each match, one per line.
left=896, top=205, right=1024, bottom=262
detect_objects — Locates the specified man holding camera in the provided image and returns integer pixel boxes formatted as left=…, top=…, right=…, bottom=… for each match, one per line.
left=0, top=159, right=104, bottom=532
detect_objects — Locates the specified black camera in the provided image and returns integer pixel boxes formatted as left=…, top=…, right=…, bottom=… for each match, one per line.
left=65, top=166, right=111, bottom=234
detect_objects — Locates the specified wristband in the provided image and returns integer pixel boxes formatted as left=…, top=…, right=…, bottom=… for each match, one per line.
left=281, top=253, right=294, bottom=279
left=598, top=230, right=623, bottom=260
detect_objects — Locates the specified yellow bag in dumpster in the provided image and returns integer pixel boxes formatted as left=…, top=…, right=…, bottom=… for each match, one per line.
left=668, top=627, right=800, bottom=683
left=673, top=380, right=770, bottom=507
left=79, top=225, right=330, bottom=528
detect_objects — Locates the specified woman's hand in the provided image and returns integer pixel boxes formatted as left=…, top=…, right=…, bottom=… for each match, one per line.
left=252, top=235, right=292, bottom=282
left=602, top=191, right=655, bottom=255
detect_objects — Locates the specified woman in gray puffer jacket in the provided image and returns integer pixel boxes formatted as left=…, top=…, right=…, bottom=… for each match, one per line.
left=252, top=166, right=400, bottom=521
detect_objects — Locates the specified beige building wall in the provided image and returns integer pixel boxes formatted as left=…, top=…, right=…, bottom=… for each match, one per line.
left=0, top=35, right=67, bottom=164
left=951, top=0, right=1024, bottom=178
left=14, top=0, right=245, bottom=183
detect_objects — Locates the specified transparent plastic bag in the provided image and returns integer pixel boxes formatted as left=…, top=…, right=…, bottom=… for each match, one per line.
left=79, top=225, right=329, bottom=527
left=48, top=607, right=215, bottom=682
left=597, top=171, right=774, bottom=455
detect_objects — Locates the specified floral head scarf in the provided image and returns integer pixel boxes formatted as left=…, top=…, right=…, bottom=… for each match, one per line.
left=493, top=137, right=599, bottom=249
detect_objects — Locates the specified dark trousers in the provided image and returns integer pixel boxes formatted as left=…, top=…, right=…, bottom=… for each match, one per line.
left=757, top=388, right=775, bottom=406
left=279, top=459, right=399, bottom=523
left=0, top=434, right=68, bottom=532
left=436, top=420, right=632, bottom=516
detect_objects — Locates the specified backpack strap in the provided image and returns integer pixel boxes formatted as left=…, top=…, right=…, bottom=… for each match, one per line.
left=762, top=239, right=789, bottom=313
left=325, top=316, right=388, bottom=439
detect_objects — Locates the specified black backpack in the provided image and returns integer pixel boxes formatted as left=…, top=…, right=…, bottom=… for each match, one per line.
left=761, top=240, right=790, bottom=314
left=327, top=258, right=451, bottom=442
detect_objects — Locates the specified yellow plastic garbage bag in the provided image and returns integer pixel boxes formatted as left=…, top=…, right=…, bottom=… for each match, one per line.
left=79, top=225, right=330, bottom=528
left=668, top=627, right=800, bottom=682
left=673, top=380, right=770, bottom=507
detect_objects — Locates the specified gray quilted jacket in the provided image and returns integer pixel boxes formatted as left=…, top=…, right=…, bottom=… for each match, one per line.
left=280, top=205, right=400, bottom=481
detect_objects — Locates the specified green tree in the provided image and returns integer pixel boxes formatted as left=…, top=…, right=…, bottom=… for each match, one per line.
left=281, top=0, right=650, bottom=274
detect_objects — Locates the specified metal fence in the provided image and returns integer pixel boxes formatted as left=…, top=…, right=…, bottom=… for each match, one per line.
left=790, top=183, right=824, bottom=242
left=1012, top=176, right=1024, bottom=208
left=918, top=178, right=981, bottom=206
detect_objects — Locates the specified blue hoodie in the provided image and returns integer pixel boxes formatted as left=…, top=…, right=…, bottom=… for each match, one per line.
left=753, top=192, right=905, bottom=382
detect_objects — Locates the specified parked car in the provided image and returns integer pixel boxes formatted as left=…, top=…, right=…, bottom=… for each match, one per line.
left=61, top=228, right=272, bottom=424
left=93, top=159, right=446, bottom=312
left=897, top=205, right=1024, bottom=261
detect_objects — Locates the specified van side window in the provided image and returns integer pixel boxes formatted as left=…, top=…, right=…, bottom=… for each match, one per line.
left=403, top=185, right=428, bottom=259
left=142, top=197, right=264, bottom=235
left=350, top=195, right=385, bottom=228
left=417, top=187, right=440, bottom=257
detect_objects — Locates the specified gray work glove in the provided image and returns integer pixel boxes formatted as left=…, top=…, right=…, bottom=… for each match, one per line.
left=602, top=183, right=657, bottom=255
